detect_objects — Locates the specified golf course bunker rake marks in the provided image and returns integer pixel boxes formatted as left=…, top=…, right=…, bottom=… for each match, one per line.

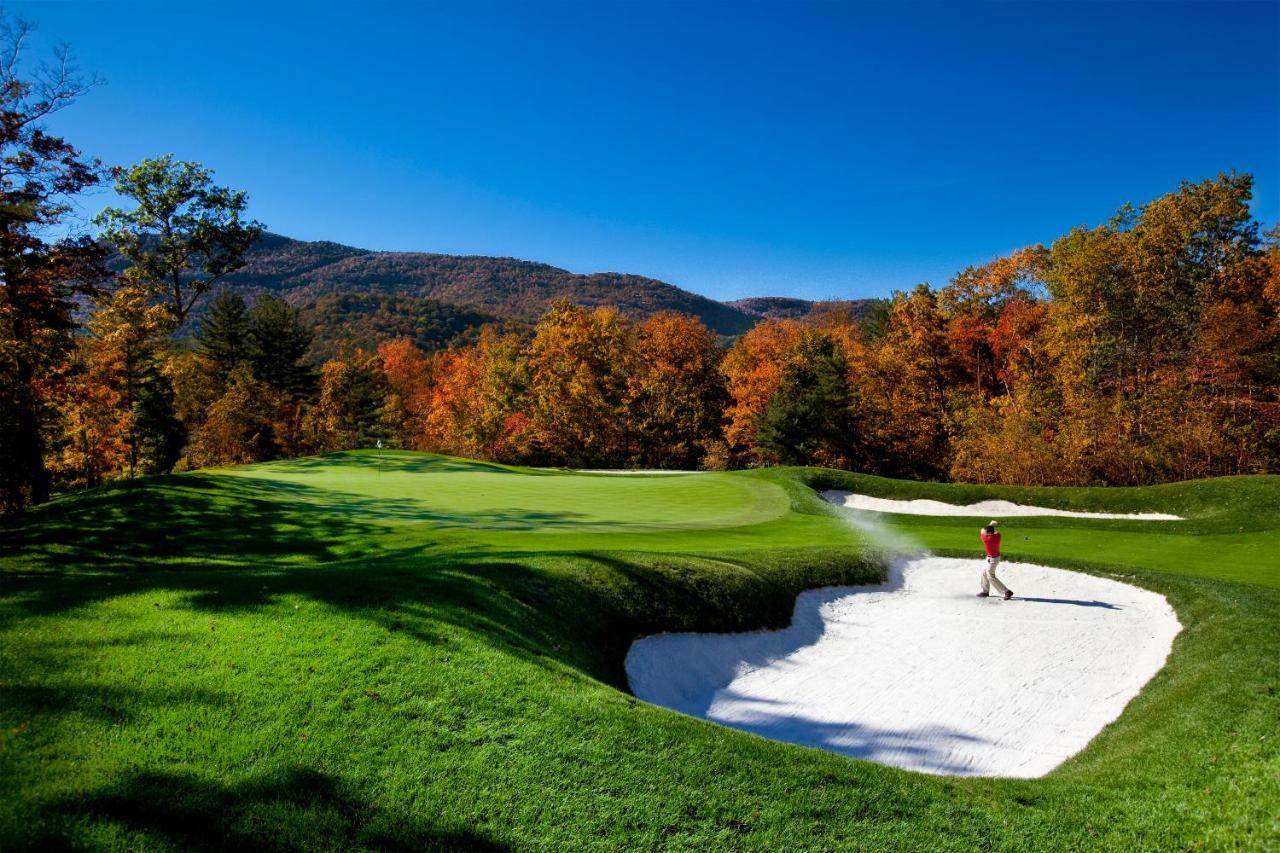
left=821, top=490, right=1184, bottom=520
left=626, top=558, right=1181, bottom=778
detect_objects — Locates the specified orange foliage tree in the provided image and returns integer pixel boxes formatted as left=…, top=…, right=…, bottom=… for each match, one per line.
left=626, top=312, right=727, bottom=468
left=720, top=319, right=807, bottom=459
left=525, top=302, right=631, bottom=466
left=378, top=338, right=434, bottom=449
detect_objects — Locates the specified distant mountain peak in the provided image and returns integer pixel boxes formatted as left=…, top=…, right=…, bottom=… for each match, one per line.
left=223, top=234, right=762, bottom=336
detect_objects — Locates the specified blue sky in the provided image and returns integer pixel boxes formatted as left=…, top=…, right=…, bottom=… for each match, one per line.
left=12, top=0, right=1279, bottom=301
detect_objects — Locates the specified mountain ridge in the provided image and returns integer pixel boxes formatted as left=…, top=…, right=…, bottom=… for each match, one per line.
left=220, top=234, right=757, bottom=336
left=105, top=233, right=883, bottom=347
left=214, top=234, right=879, bottom=338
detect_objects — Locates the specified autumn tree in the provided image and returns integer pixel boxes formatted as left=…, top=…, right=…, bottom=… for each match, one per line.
left=933, top=249, right=1063, bottom=484
left=468, top=325, right=532, bottom=461
left=0, top=12, right=107, bottom=511
left=191, top=367, right=278, bottom=466
left=419, top=346, right=485, bottom=455
left=1040, top=173, right=1272, bottom=482
left=80, top=285, right=185, bottom=477
left=626, top=312, right=726, bottom=468
left=95, top=155, right=263, bottom=328
left=163, top=350, right=222, bottom=442
left=311, top=353, right=391, bottom=451
left=46, top=342, right=128, bottom=490
left=755, top=331, right=856, bottom=467
left=946, top=288, right=1063, bottom=485
left=419, top=327, right=530, bottom=460
left=50, top=284, right=187, bottom=485
left=939, top=247, right=1047, bottom=397
left=720, top=319, right=807, bottom=459
left=525, top=301, right=630, bottom=466
left=378, top=337, right=433, bottom=449
left=848, top=285, right=955, bottom=478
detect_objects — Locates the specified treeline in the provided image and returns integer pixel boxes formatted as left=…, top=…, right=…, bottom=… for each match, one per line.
left=161, top=174, right=1277, bottom=487
left=20, top=173, right=1280, bottom=502
left=101, top=170, right=1275, bottom=489
left=2, top=12, right=1277, bottom=516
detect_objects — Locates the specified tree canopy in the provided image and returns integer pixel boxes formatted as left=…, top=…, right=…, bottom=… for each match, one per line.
left=95, top=155, right=264, bottom=327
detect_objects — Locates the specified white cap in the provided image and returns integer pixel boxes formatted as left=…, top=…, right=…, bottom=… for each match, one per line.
left=989, top=520, right=1000, bottom=526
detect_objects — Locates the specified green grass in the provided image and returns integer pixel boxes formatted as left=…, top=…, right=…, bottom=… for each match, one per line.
left=1, top=451, right=1277, bottom=850
left=801, top=469, right=1280, bottom=589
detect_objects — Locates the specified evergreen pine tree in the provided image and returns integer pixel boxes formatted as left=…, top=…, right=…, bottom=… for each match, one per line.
left=127, top=360, right=186, bottom=476
left=755, top=333, right=857, bottom=467
left=197, top=290, right=250, bottom=377
left=248, top=294, right=315, bottom=396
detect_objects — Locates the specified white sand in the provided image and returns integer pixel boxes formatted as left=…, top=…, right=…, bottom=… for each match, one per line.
left=821, top=490, right=1183, bottom=520
left=626, top=557, right=1181, bottom=777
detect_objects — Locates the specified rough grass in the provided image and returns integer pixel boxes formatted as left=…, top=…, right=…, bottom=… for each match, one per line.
left=1, top=451, right=1276, bottom=850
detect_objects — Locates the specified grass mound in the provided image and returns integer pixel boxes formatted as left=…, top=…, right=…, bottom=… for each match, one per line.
left=2, top=452, right=1277, bottom=849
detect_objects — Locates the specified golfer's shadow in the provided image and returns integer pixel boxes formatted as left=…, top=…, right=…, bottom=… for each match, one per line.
left=1016, top=597, right=1120, bottom=610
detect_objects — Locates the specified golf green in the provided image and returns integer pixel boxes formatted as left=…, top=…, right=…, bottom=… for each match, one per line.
left=216, top=453, right=790, bottom=532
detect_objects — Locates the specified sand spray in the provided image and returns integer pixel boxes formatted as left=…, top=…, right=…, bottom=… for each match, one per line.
left=833, top=505, right=925, bottom=556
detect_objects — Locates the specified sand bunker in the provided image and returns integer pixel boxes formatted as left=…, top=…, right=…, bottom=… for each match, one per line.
left=822, top=490, right=1183, bottom=520
left=626, top=558, right=1180, bottom=777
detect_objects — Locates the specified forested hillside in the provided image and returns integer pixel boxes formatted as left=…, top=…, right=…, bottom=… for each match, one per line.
left=728, top=296, right=881, bottom=322
left=213, top=234, right=760, bottom=336
left=300, top=293, right=504, bottom=362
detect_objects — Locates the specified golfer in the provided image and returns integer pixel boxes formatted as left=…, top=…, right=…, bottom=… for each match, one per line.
left=977, top=520, right=1013, bottom=600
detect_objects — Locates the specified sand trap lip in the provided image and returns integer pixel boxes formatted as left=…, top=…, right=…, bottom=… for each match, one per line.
left=626, top=557, right=1181, bottom=777
left=822, top=490, right=1183, bottom=520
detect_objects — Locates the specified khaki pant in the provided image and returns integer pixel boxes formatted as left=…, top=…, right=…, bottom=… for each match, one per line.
left=980, top=556, right=1009, bottom=595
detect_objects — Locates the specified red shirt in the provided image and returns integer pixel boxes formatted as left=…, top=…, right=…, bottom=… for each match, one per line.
left=981, top=530, right=1001, bottom=558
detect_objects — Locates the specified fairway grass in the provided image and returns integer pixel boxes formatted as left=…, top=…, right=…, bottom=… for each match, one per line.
left=2, top=452, right=1277, bottom=850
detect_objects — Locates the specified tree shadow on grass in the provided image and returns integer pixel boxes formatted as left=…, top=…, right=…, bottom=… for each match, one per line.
left=252, top=451, right=530, bottom=477
left=0, top=682, right=228, bottom=725
left=0, top=543, right=625, bottom=695
left=29, top=766, right=508, bottom=851
left=0, top=557, right=574, bottom=670
left=2, top=476, right=374, bottom=572
left=0, top=472, right=591, bottom=579
left=205, top=474, right=593, bottom=528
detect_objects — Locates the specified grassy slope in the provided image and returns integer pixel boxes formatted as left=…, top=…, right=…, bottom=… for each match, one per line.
left=1, top=452, right=1277, bottom=851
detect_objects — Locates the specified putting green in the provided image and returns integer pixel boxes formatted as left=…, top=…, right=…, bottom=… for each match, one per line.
left=216, top=452, right=788, bottom=532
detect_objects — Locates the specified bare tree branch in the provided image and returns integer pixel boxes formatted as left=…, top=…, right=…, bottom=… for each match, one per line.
left=0, top=14, right=33, bottom=83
